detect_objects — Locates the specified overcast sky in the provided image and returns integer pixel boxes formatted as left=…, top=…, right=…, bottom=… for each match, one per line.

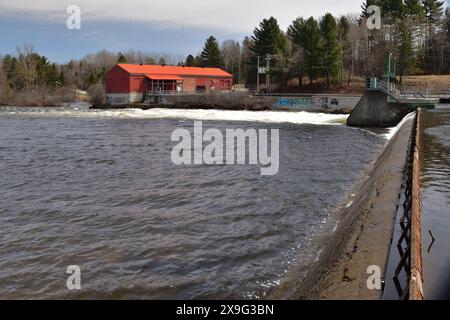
left=0, top=0, right=448, bottom=62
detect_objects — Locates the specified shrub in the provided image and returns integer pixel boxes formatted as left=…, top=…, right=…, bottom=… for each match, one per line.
left=88, top=84, right=106, bottom=106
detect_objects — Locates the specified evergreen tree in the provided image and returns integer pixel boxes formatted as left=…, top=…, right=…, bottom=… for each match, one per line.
left=320, top=13, right=341, bottom=86
left=288, top=16, right=322, bottom=82
left=380, top=0, right=406, bottom=19
left=194, top=55, right=203, bottom=67
left=397, top=21, right=416, bottom=80
left=250, top=17, right=286, bottom=87
left=338, top=16, right=351, bottom=87
left=360, top=0, right=380, bottom=19
left=422, top=0, right=444, bottom=72
left=288, top=17, right=307, bottom=85
left=404, top=0, right=425, bottom=17
left=251, top=17, right=286, bottom=57
left=423, top=0, right=444, bottom=24
left=0, top=64, right=13, bottom=103
left=302, top=17, right=323, bottom=83
left=338, top=16, right=351, bottom=40
left=145, top=57, right=156, bottom=64
left=87, top=72, right=97, bottom=86
left=447, top=8, right=450, bottom=36
left=117, top=52, right=127, bottom=63
left=241, top=36, right=256, bottom=85
left=288, top=17, right=307, bottom=48
left=185, top=54, right=196, bottom=66
left=2, top=55, right=18, bottom=86
left=97, top=67, right=107, bottom=83
left=58, top=70, right=66, bottom=86
left=200, top=36, right=224, bottom=68
left=35, top=55, right=50, bottom=87
left=158, top=57, right=166, bottom=65
left=46, top=63, right=59, bottom=86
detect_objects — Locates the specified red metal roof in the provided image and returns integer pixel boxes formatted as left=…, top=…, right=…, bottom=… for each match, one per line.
left=117, top=64, right=232, bottom=78
left=145, top=74, right=183, bottom=80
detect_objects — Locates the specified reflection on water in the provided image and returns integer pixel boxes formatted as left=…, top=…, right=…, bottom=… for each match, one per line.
left=419, top=108, right=450, bottom=300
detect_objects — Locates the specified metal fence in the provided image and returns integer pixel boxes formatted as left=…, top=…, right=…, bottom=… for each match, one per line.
left=393, top=110, right=424, bottom=300
left=376, top=79, right=401, bottom=101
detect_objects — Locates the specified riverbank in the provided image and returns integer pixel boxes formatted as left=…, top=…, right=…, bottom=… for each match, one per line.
left=271, top=113, right=415, bottom=300
left=0, top=88, right=77, bottom=107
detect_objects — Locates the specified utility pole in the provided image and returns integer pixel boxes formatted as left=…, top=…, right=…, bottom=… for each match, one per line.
left=257, top=56, right=260, bottom=93
left=387, top=52, right=392, bottom=92
left=266, top=54, right=271, bottom=88
left=238, top=52, right=242, bottom=85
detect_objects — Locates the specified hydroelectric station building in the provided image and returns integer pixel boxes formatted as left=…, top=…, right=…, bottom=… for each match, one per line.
left=106, top=63, right=233, bottom=105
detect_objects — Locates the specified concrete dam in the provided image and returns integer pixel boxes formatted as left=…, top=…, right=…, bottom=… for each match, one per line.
left=348, top=78, right=437, bottom=127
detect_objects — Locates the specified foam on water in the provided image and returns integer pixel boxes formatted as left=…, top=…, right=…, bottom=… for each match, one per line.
left=123, top=108, right=349, bottom=125
left=0, top=106, right=349, bottom=125
left=383, top=111, right=416, bottom=140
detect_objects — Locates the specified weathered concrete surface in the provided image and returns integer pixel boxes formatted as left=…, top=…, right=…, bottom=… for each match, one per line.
left=96, top=93, right=359, bottom=114
left=410, top=110, right=423, bottom=300
left=271, top=114, right=414, bottom=300
left=347, top=91, right=412, bottom=127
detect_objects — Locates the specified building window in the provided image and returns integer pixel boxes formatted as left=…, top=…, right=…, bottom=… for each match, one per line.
left=196, top=86, right=206, bottom=93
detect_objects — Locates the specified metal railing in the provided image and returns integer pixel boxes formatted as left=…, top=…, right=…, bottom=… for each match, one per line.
left=374, top=80, right=441, bottom=104
left=392, top=110, right=424, bottom=300
left=376, top=80, right=401, bottom=101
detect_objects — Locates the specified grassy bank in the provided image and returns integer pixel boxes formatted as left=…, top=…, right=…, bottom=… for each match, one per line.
left=401, top=75, right=450, bottom=94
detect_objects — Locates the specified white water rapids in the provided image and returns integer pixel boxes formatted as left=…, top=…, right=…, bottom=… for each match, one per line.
left=1, top=105, right=349, bottom=125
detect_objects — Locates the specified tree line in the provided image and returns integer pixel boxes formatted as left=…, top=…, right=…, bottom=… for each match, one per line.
left=0, top=48, right=185, bottom=105
left=191, top=0, right=450, bottom=88
left=1, top=0, right=449, bottom=105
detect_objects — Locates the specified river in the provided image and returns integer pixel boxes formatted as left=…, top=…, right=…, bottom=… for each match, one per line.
left=419, top=105, right=450, bottom=300
left=0, top=105, right=388, bottom=299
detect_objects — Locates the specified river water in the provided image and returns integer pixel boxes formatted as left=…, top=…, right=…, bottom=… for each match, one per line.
left=0, top=105, right=387, bottom=299
left=419, top=105, right=450, bottom=300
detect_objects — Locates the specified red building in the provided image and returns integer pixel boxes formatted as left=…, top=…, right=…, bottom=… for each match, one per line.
left=106, top=63, right=233, bottom=105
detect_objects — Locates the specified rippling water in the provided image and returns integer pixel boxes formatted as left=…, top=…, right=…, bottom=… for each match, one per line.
left=0, top=105, right=386, bottom=299
left=419, top=107, right=450, bottom=300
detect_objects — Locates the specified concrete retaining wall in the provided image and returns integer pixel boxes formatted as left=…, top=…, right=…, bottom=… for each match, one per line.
left=410, top=110, right=424, bottom=300
left=107, top=93, right=143, bottom=105
left=347, top=91, right=413, bottom=127
left=272, top=114, right=416, bottom=300
left=271, top=95, right=361, bottom=111
left=157, top=93, right=360, bottom=112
